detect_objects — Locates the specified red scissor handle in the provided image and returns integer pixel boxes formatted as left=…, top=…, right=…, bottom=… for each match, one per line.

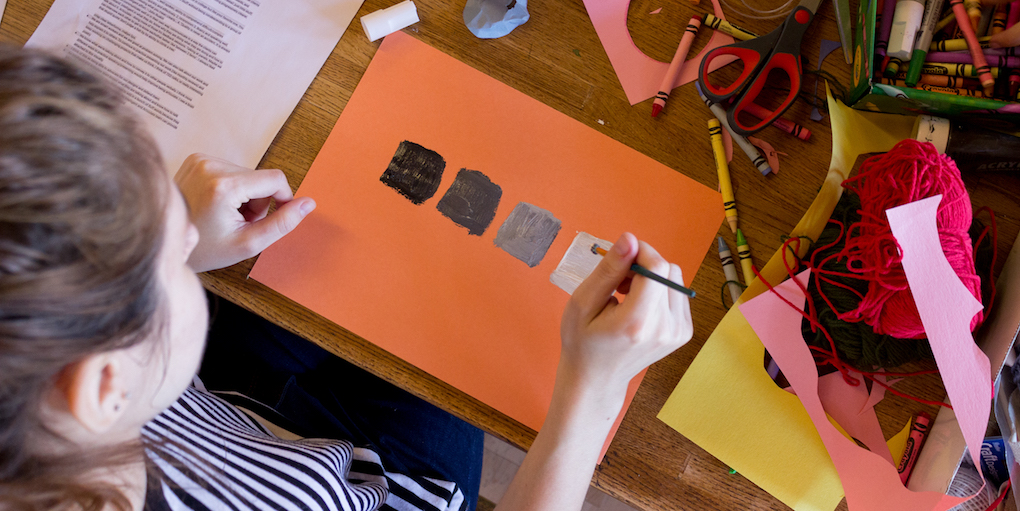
left=697, top=6, right=815, bottom=136
left=697, top=33, right=777, bottom=105
left=729, top=53, right=803, bottom=135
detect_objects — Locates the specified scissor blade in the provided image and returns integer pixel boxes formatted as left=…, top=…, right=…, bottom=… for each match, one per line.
left=832, top=0, right=853, bottom=63
left=797, top=0, right=824, bottom=14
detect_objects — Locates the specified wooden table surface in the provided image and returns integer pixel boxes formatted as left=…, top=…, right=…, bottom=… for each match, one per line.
left=6, top=0, right=1020, bottom=509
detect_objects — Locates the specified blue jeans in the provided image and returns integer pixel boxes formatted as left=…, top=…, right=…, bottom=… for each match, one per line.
left=198, top=294, right=484, bottom=511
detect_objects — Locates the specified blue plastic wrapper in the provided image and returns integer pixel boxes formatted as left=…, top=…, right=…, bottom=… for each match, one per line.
left=980, top=437, right=1011, bottom=487
left=463, top=0, right=529, bottom=39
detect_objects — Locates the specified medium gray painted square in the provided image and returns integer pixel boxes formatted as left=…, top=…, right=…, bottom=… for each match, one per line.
left=493, top=202, right=562, bottom=268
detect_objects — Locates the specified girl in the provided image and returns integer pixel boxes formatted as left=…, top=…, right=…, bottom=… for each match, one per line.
left=0, top=47, right=692, bottom=511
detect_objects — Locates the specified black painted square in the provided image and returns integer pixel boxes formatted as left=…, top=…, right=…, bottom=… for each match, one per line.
left=380, top=141, right=446, bottom=205
left=435, top=169, right=503, bottom=236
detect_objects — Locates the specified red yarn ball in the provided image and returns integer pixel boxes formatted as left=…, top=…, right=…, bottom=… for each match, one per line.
left=838, top=139, right=982, bottom=339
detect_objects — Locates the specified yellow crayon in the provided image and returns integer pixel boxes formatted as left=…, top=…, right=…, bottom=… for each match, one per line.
left=930, top=36, right=992, bottom=51
left=736, top=229, right=755, bottom=285
left=703, top=13, right=758, bottom=41
left=964, top=0, right=982, bottom=31
left=923, top=62, right=1000, bottom=78
left=708, top=119, right=738, bottom=233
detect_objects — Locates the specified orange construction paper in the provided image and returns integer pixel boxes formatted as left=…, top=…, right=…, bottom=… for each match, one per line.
left=582, top=0, right=735, bottom=104
left=250, top=32, right=722, bottom=453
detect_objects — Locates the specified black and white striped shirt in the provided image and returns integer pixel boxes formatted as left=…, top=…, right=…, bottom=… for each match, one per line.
left=142, top=386, right=466, bottom=511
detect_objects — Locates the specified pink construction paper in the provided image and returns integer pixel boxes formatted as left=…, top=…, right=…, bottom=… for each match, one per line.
left=650, top=7, right=662, bottom=14
left=818, top=371, right=893, bottom=466
left=886, top=195, right=990, bottom=475
left=865, top=373, right=900, bottom=412
left=741, top=270, right=969, bottom=510
left=582, top=0, right=736, bottom=104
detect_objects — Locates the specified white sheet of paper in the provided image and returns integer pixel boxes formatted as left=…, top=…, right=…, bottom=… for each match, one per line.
left=26, top=0, right=364, bottom=173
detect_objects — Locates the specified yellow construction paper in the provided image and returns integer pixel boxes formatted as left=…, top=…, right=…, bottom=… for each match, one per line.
left=889, top=419, right=914, bottom=468
left=657, top=86, right=917, bottom=511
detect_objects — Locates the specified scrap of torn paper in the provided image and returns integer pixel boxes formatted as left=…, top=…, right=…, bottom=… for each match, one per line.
left=740, top=270, right=971, bottom=510
left=748, top=136, right=784, bottom=174
left=817, top=371, right=894, bottom=466
left=811, top=39, right=843, bottom=121
left=26, top=0, right=365, bottom=174
left=581, top=0, right=735, bottom=104
left=649, top=7, right=662, bottom=14
left=886, top=195, right=989, bottom=480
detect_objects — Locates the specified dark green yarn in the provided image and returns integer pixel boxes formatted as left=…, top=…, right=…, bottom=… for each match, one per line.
left=796, top=192, right=995, bottom=371
left=799, top=192, right=934, bottom=371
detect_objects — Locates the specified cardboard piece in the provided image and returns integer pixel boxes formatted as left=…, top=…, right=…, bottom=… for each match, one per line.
left=581, top=0, right=735, bottom=104
left=250, top=33, right=722, bottom=455
left=657, top=87, right=917, bottom=511
left=910, top=231, right=1020, bottom=494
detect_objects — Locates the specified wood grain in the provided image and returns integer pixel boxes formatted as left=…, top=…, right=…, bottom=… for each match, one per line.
left=4, top=0, right=1020, bottom=509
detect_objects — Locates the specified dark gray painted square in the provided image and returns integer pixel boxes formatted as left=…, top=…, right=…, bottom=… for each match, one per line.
left=436, top=169, right=503, bottom=236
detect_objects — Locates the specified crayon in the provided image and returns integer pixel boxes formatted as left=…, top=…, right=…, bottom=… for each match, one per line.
left=695, top=82, right=772, bottom=176
left=927, top=51, right=1020, bottom=67
left=929, top=35, right=992, bottom=51
left=718, top=236, right=742, bottom=304
left=885, top=57, right=903, bottom=78
left=906, top=0, right=946, bottom=86
left=949, top=0, right=996, bottom=94
left=878, top=0, right=900, bottom=57
left=921, top=74, right=982, bottom=87
left=708, top=119, right=738, bottom=233
left=978, top=3, right=995, bottom=35
left=991, top=3, right=1008, bottom=34
left=921, top=62, right=1000, bottom=77
left=653, top=16, right=702, bottom=118
left=878, top=76, right=995, bottom=95
left=735, top=229, right=755, bottom=285
left=703, top=13, right=758, bottom=41
left=964, top=0, right=982, bottom=31
left=882, top=73, right=983, bottom=87
left=922, top=61, right=999, bottom=76
left=919, top=82, right=995, bottom=97
left=1006, top=1, right=1020, bottom=96
left=897, top=413, right=932, bottom=484
left=742, top=102, right=812, bottom=140
left=985, top=47, right=1020, bottom=56
left=935, top=11, right=956, bottom=33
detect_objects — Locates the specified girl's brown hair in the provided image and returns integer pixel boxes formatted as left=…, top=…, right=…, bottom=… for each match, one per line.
left=0, top=46, right=169, bottom=509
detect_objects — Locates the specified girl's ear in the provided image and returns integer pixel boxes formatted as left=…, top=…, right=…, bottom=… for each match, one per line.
left=55, top=352, right=132, bottom=434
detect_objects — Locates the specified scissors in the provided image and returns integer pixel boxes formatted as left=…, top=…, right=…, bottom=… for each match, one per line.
left=697, top=0, right=822, bottom=137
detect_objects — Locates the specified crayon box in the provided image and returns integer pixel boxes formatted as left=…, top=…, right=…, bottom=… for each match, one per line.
left=847, top=0, right=1020, bottom=125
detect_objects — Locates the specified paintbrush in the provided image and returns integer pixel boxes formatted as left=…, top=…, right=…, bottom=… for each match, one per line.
left=591, top=244, right=696, bottom=298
